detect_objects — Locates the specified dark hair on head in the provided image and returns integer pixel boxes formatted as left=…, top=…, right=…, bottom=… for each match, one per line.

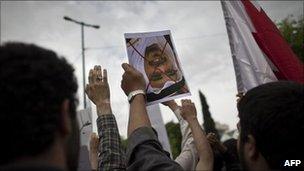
left=0, top=42, right=78, bottom=164
left=145, top=43, right=161, bottom=57
left=223, top=138, right=238, bottom=156
left=237, top=81, right=304, bottom=169
left=145, top=42, right=175, bottom=57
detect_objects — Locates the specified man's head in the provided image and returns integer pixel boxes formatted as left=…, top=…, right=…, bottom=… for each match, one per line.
left=237, top=81, right=304, bottom=170
left=0, top=42, right=79, bottom=170
left=144, top=43, right=181, bottom=89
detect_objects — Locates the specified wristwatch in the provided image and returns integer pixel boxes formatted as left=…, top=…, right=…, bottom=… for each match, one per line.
left=128, top=90, right=146, bottom=103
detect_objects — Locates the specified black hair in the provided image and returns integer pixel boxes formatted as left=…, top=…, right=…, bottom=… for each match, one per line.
left=223, top=138, right=238, bottom=158
left=0, top=42, right=78, bottom=164
left=145, top=43, right=162, bottom=57
left=238, top=81, right=304, bottom=169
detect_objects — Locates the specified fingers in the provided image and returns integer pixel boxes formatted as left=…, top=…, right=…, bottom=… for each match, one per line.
left=88, top=65, right=109, bottom=84
left=120, top=62, right=146, bottom=95
left=207, top=133, right=217, bottom=143
left=121, top=63, right=130, bottom=71
left=208, top=133, right=218, bottom=143
left=210, top=132, right=216, bottom=136
left=94, top=65, right=102, bottom=83
left=94, top=65, right=100, bottom=70
left=162, top=100, right=175, bottom=106
left=236, top=92, right=244, bottom=97
left=181, top=99, right=194, bottom=106
left=122, top=63, right=131, bottom=71
left=103, top=69, right=108, bottom=83
left=207, top=136, right=216, bottom=142
left=181, top=99, right=188, bottom=105
left=95, top=65, right=102, bottom=83
left=181, top=99, right=197, bottom=117
left=89, top=69, right=94, bottom=84
left=122, top=63, right=137, bottom=72
left=89, top=67, right=98, bottom=84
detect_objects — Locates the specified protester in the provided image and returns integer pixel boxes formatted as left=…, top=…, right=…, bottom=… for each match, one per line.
left=223, top=138, right=241, bottom=171
left=237, top=81, right=304, bottom=170
left=0, top=42, right=79, bottom=171
left=85, top=65, right=126, bottom=170
left=180, top=99, right=214, bottom=171
left=207, top=132, right=225, bottom=171
left=89, top=133, right=99, bottom=171
left=162, top=100, right=199, bottom=170
left=207, top=133, right=241, bottom=171
left=121, top=63, right=183, bottom=170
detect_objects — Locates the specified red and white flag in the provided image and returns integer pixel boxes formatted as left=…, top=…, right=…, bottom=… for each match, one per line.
left=221, top=0, right=304, bottom=93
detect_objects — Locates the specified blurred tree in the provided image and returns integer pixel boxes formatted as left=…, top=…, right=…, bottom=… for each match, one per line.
left=165, top=121, right=182, bottom=159
left=199, top=90, right=220, bottom=139
left=277, top=15, right=304, bottom=63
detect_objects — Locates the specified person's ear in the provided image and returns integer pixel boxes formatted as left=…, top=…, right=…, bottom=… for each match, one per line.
left=59, top=99, right=72, bottom=137
left=245, top=135, right=259, bottom=160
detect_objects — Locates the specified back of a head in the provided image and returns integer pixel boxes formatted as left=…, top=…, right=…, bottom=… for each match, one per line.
left=0, top=42, right=78, bottom=165
left=238, top=81, right=304, bottom=169
left=223, top=138, right=238, bottom=157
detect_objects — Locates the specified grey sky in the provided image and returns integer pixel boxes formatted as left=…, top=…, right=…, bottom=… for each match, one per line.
left=1, top=1, right=303, bottom=138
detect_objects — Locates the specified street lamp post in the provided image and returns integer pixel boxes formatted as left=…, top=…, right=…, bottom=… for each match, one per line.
left=63, top=16, right=100, bottom=109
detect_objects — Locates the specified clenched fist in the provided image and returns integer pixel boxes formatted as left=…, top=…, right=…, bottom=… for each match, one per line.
left=121, top=63, right=146, bottom=95
left=180, top=99, right=197, bottom=121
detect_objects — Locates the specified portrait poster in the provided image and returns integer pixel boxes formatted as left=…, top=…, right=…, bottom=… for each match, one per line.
left=124, top=30, right=191, bottom=105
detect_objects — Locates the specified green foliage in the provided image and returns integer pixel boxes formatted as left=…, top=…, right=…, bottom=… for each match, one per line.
left=165, top=121, right=182, bottom=159
left=277, top=15, right=304, bottom=63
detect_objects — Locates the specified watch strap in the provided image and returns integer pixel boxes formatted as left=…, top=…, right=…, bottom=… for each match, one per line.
left=128, top=90, right=146, bottom=103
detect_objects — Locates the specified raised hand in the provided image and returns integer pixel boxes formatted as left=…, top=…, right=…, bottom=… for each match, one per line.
left=180, top=99, right=214, bottom=170
left=86, top=65, right=112, bottom=115
left=85, top=65, right=110, bottom=105
left=207, top=133, right=227, bottom=153
left=162, top=100, right=179, bottom=112
left=121, top=63, right=146, bottom=96
left=180, top=99, right=197, bottom=122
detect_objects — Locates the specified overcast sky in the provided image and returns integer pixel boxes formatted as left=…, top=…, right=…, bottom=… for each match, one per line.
left=1, top=1, right=303, bottom=138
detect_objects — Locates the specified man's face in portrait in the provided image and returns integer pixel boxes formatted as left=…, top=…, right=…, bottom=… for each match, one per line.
left=144, top=43, right=181, bottom=89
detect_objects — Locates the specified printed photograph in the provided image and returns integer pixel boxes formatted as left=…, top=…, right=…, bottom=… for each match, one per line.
left=125, top=30, right=191, bottom=105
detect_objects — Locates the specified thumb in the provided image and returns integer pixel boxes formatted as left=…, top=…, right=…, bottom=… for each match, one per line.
left=122, top=63, right=132, bottom=71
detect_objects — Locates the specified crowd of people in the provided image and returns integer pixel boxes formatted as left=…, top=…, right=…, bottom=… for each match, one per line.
left=0, top=42, right=303, bottom=171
